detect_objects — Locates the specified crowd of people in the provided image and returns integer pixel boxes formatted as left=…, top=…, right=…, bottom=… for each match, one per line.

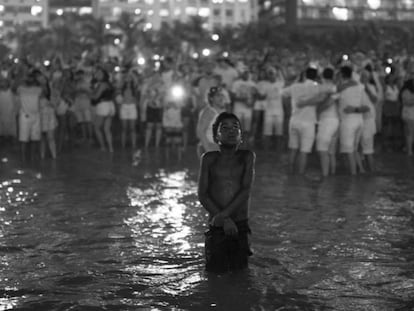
left=0, top=47, right=413, bottom=175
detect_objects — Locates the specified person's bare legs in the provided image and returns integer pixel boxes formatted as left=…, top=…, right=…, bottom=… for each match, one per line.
left=155, top=123, right=162, bottom=148
left=347, top=152, right=357, bottom=175
left=145, top=122, right=153, bottom=149
left=47, top=130, right=57, bottom=159
left=298, top=152, right=308, bottom=175
left=288, top=148, right=298, bottom=174
left=93, top=116, right=105, bottom=151
left=103, top=117, right=113, bottom=153
left=129, top=120, right=137, bottom=150
left=121, top=119, right=127, bottom=149
left=319, top=151, right=330, bottom=177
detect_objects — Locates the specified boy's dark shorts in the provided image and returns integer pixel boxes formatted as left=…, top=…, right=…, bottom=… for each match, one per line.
left=204, top=220, right=253, bottom=273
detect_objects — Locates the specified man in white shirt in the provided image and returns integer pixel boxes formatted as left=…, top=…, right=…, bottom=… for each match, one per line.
left=282, top=67, right=320, bottom=174
left=336, top=65, right=369, bottom=175
left=231, top=68, right=257, bottom=142
left=261, top=67, right=285, bottom=151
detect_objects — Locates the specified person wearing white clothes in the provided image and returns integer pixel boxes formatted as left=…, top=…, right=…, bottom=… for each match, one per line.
left=196, top=86, right=227, bottom=158
left=282, top=67, right=320, bottom=174
left=262, top=67, right=285, bottom=151
left=117, top=73, right=139, bottom=150
left=360, top=69, right=378, bottom=172
left=16, top=72, right=43, bottom=162
left=231, top=69, right=257, bottom=142
left=336, top=66, right=369, bottom=175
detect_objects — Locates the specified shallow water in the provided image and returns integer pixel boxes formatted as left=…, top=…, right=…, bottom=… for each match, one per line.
left=0, top=147, right=414, bottom=311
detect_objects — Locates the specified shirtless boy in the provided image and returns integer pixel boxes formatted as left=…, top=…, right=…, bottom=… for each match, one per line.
left=198, top=112, right=256, bottom=273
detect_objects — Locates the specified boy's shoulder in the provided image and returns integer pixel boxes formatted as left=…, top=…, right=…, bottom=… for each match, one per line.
left=237, top=149, right=256, bottom=161
left=202, top=150, right=220, bottom=161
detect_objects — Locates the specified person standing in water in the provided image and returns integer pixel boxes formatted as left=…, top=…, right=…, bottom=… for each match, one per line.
left=198, top=112, right=256, bottom=273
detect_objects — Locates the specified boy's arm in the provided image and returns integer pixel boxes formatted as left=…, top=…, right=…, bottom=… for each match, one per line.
left=198, top=153, right=222, bottom=216
left=218, top=151, right=256, bottom=219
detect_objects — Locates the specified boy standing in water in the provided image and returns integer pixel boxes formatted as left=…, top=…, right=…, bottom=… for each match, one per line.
left=198, top=112, right=256, bottom=273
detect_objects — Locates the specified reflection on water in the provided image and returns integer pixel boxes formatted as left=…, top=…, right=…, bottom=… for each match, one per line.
left=0, top=150, right=414, bottom=310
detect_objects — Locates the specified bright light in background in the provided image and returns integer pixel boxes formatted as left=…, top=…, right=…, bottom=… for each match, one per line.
left=211, top=33, right=220, bottom=41
left=56, top=9, right=63, bottom=16
left=332, top=7, right=349, bottom=21
left=198, top=7, right=210, bottom=17
left=0, top=5, right=4, bottom=12
left=171, top=85, right=185, bottom=100
left=114, top=66, right=120, bottom=72
left=222, top=51, right=229, bottom=58
left=147, top=9, right=154, bottom=16
left=368, top=0, right=381, bottom=9
left=31, top=5, right=43, bottom=16
left=137, top=57, right=146, bottom=65
left=135, top=8, right=141, bottom=15
left=13, top=58, right=19, bottom=64
left=0, top=21, right=3, bottom=27
left=43, top=60, right=50, bottom=67
left=105, top=23, right=111, bottom=30
left=152, top=54, right=160, bottom=61
left=114, top=38, right=121, bottom=45
left=202, top=48, right=211, bottom=57
left=143, top=23, right=152, bottom=31
left=192, top=52, right=199, bottom=59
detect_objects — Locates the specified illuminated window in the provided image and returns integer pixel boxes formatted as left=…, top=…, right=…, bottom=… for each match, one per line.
left=79, top=7, right=92, bottom=15
left=31, top=5, right=42, bottom=16
left=112, top=7, right=122, bottom=17
left=198, top=7, right=210, bottom=17
left=332, top=7, right=349, bottom=20
left=0, top=21, right=3, bottom=27
left=367, top=0, right=381, bottom=9
left=0, top=5, right=4, bottom=12
left=160, top=9, right=169, bottom=16
left=185, top=7, right=197, bottom=15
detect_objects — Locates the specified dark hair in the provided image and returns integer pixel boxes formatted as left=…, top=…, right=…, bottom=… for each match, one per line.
left=399, top=79, right=414, bottom=102
left=322, top=68, right=334, bottom=80
left=212, top=112, right=241, bottom=143
left=207, top=86, right=222, bottom=102
left=305, top=67, right=318, bottom=81
left=340, top=66, right=353, bottom=79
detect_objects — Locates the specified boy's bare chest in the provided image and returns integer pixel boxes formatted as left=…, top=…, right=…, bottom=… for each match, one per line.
left=211, top=160, right=244, bottom=179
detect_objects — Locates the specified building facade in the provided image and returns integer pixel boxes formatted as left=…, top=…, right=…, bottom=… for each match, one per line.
left=0, top=0, right=49, bottom=36
left=261, top=0, right=414, bottom=27
left=95, top=0, right=258, bottom=30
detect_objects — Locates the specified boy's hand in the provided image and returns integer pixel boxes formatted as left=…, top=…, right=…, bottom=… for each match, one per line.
left=223, top=218, right=238, bottom=236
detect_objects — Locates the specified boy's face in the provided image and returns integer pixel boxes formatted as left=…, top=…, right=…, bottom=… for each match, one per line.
left=216, top=118, right=242, bottom=146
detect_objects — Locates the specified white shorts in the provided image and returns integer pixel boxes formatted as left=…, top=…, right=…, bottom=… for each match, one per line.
left=120, top=103, right=138, bottom=120
left=95, top=101, right=115, bottom=117
left=288, top=119, right=316, bottom=153
left=339, top=118, right=363, bottom=153
left=233, top=102, right=252, bottom=132
left=19, top=113, right=41, bottom=142
left=40, top=107, right=58, bottom=132
left=263, top=113, right=284, bottom=136
left=254, top=100, right=266, bottom=111
left=361, top=118, right=376, bottom=155
left=316, top=118, right=339, bottom=152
